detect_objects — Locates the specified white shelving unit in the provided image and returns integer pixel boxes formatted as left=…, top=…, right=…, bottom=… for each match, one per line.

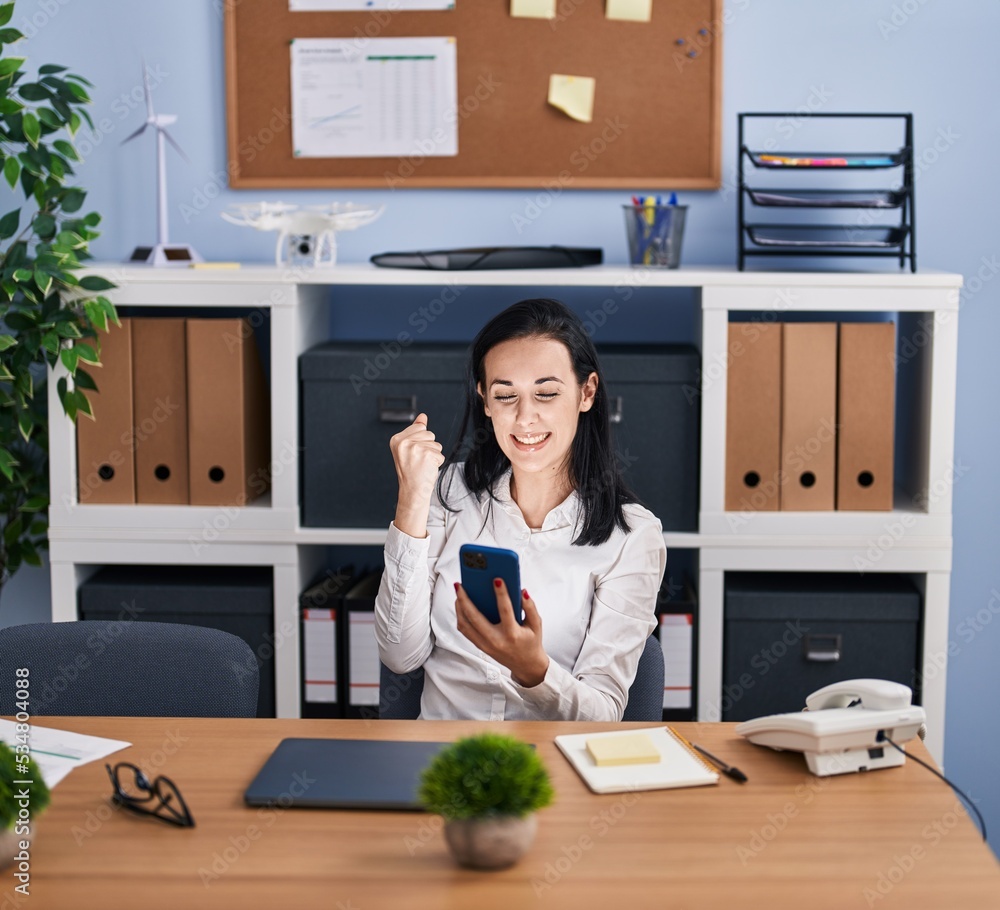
left=47, top=264, right=961, bottom=763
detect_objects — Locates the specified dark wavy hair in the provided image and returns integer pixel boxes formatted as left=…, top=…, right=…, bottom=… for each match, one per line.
left=437, top=298, right=641, bottom=546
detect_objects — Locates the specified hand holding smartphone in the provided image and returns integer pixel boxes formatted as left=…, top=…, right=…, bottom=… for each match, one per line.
left=458, top=544, right=523, bottom=625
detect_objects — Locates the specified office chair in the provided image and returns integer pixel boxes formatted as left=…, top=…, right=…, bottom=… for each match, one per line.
left=379, top=634, right=665, bottom=721
left=0, top=621, right=260, bottom=718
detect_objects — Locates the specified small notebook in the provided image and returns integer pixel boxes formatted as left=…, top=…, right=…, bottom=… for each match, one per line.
left=555, top=727, right=719, bottom=794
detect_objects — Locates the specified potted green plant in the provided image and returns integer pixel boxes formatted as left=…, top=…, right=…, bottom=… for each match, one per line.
left=0, top=741, right=50, bottom=865
left=418, top=733, right=554, bottom=869
left=0, top=0, right=116, bottom=607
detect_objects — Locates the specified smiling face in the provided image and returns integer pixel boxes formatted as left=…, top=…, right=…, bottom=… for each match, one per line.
left=477, top=335, right=598, bottom=485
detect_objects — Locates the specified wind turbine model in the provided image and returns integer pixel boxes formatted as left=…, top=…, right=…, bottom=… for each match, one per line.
left=121, top=62, right=201, bottom=266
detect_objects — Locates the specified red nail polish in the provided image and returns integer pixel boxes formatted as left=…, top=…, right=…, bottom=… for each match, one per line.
left=494, top=578, right=502, bottom=588
left=454, top=582, right=460, bottom=592
left=522, top=589, right=530, bottom=601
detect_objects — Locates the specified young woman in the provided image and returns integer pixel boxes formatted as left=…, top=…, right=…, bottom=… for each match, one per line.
left=375, top=298, right=666, bottom=720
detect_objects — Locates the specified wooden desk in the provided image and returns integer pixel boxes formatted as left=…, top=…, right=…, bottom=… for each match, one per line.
left=12, top=718, right=998, bottom=910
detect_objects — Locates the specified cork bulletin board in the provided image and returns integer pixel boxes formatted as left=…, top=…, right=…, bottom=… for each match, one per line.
left=224, top=0, right=722, bottom=189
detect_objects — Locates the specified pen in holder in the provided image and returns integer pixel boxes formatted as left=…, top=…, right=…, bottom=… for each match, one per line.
left=623, top=203, right=688, bottom=268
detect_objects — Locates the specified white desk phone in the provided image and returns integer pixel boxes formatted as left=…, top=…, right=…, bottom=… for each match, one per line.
left=735, top=679, right=927, bottom=777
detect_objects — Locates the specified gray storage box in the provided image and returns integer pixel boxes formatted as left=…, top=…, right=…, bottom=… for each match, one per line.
left=78, top=565, right=275, bottom=717
left=597, top=344, right=700, bottom=531
left=722, top=572, right=921, bottom=721
left=300, top=342, right=468, bottom=528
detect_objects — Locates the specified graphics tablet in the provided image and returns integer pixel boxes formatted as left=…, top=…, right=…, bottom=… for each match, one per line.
left=244, top=738, right=448, bottom=811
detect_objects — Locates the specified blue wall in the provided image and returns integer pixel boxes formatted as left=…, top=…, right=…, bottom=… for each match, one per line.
left=5, top=0, right=999, bottom=857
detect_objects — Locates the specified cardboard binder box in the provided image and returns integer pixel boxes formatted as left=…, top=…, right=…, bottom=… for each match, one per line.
left=131, top=318, right=189, bottom=504
left=780, top=323, right=837, bottom=511
left=76, top=318, right=136, bottom=504
left=725, top=323, right=782, bottom=512
left=186, top=318, right=270, bottom=507
left=837, top=323, right=896, bottom=511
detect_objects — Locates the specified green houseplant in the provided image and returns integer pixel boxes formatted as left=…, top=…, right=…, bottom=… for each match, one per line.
left=418, top=733, right=554, bottom=869
left=0, top=741, right=50, bottom=865
left=0, top=0, right=116, bottom=607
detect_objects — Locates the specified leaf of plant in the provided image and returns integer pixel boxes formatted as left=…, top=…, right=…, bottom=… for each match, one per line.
left=34, top=213, right=55, bottom=238
left=18, top=82, right=50, bottom=102
left=61, top=187, right=84, bottom=212
left=36, top=106, right=61, bottom=129
left=21, top=110, right=39, bottom=146
left=0, top=333, right=14, bottom=351
left=0, top=96, right=21, bottom=114
left=73, top=388, right=93, bottom=418
left=0, top=448, right=17, bottom=482
left=0, top=4, right=14, bottom=27
left=3, top=154, right=18, bottom=189
left=0, top=207, right=18, bottom=238
left=73, top=367, right=98, bottom=391
left=64, top=81, right=89, bottom=103
left=0, top=56, right=23, bottom=77
left=21, top=542, right=43, bottom=567
left=33, top=269, right=52, bottom=296
left=0, top=26, right=22, bottom=44
left=74, top=341, right=99, bottom=364
left=19, top=496, right=47, bottom=512
left=78, top=274, right=115, bottom=292
left=53, top=139, right=78, bottom=161
left=16, top=410, right=31, bottom=442
left=84, top=299, right=108, bottom=332
left=60, top=346, right=79, bottom=374
left=0, top=361, right=13, bottom=381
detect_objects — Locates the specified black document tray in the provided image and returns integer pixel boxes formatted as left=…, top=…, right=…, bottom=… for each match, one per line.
left=745, top=224, right=909, bottom=249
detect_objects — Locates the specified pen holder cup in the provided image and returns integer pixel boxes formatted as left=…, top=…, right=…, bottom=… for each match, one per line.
left=623, top=205, right=688, bottom=268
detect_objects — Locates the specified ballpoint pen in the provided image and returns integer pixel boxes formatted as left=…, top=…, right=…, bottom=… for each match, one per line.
left=691, top=742, right=748, bottom=783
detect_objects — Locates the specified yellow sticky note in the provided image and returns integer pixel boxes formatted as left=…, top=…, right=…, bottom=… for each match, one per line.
left=606, top=0, right=653, bottom=22
left=511, top=0, right=556, bottom=19
left=586, top=733, right=661, bottom=767
left=547, top=74, right=595, bottom=123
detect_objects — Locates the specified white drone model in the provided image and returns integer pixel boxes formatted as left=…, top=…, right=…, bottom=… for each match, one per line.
left=221, top=202, right=384, bottom=267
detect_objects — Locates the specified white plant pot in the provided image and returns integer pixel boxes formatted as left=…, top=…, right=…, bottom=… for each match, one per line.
left=443, top=814, right=537, bottom=869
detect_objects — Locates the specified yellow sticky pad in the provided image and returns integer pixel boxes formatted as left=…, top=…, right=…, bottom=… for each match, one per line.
left=511, top=0, right=556, bottom=19
left=606, top=0, right=653, bottom=23
left=547, top=74, right=596, bottom=123
left=586, top=733, right=661, bottom=766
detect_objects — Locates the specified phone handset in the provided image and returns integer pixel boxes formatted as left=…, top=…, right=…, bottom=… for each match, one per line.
left=804, top=678, right=913, bottom=712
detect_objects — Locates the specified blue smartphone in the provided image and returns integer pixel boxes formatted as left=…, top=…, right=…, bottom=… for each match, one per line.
left=458, top=544, right=523, bottom=625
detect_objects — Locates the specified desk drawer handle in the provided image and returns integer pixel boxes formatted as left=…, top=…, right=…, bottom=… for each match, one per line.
left=804, top=633, right=842, bottom=662
left=378, top=395, right=418, bottom=423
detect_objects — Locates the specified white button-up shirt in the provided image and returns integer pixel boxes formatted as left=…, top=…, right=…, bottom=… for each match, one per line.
left=375, top=464, right=667, bottom=721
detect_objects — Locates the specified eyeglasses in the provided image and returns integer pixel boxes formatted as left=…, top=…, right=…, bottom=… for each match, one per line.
left=105, top=762, right=196, bottom=828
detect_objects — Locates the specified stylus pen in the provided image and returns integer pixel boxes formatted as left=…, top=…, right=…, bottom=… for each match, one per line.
left=692, top=743, right=749, bottom=783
